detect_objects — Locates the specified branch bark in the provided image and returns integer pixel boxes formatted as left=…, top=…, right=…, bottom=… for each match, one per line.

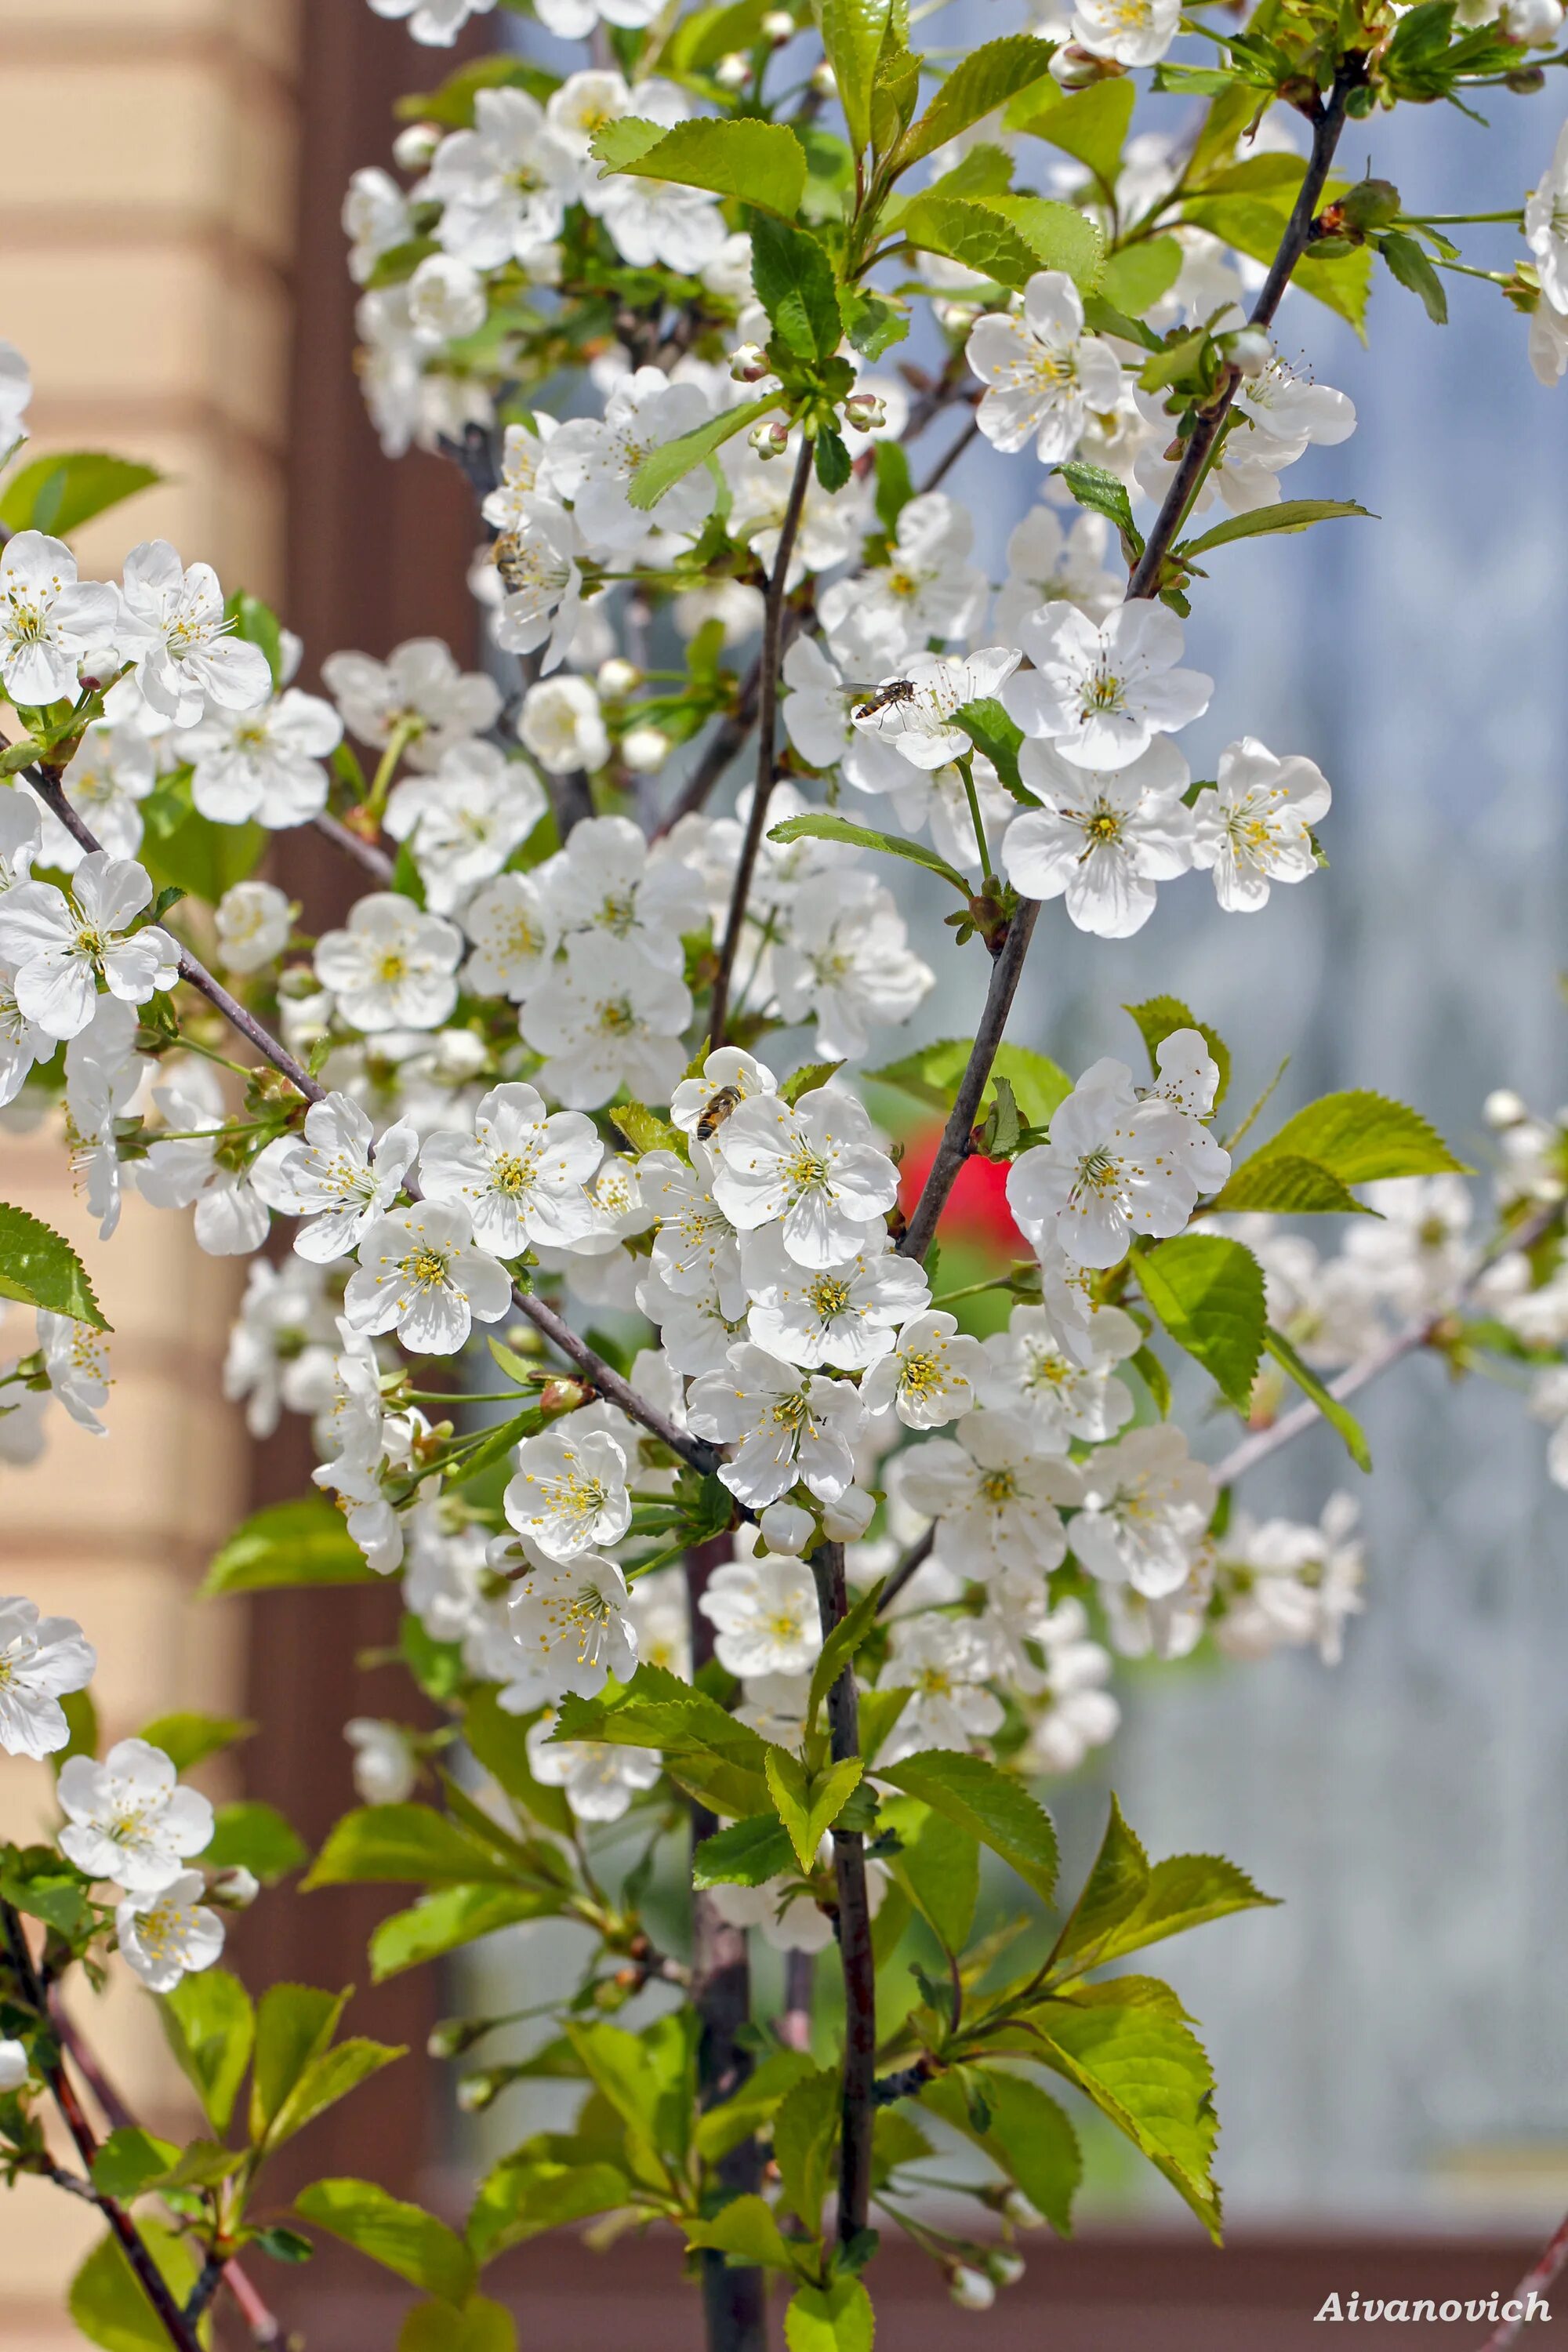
left=809, top=1541, right=876, bottom=2245
left=707, top=434, right=815, bottom=1048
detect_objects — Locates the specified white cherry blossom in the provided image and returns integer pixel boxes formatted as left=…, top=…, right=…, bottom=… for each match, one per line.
left=1007, top=1054, right=1222, bottom=1270
left=697, top=1552, right=822, bottom=1677
left=258, top=1093, right=419, bottom=1262
left=1189, top=738, right=1331, bottom=912
left=38, top=1311, right=111, bottom=1436
left=820, top=492, right=987, bottom=661
left=459, top=869, right=557, bottom=1000
left=314, top=892, right=464, bottom=1032
left=771, top=869, right=935, bottom=1060
left=1072, top=1425, right=1216, bottom=1598
left=0, top=853, right=178, bottom=1041
left=546, top=815, right=707, bottom=974
left=0, top=532, right=118, bottom=705
left=517, top=673, right=610, bottom=776
left=115, top=541, right=272, bottom=725
left=670, top=1045, right=778, bottom=1139
left=419, top=1082, right=604, bottom=1256
left=222, top=1256, right=337, bottom=1438
left=487, top=1548, right=637, bottom=1708
left=343, top=165, right=412, bottom=285
left=978, top=1301, right=1138, bottom=1451
left=850, top=647, right=1022, bottom=774
left=57, top=1738, right=213, bottom=1893
left=503, top=1425, right=632, bottom=1560
left=967, top=271, right=1123, bottom=460
left=893, top=1411, right=1081, bottom=1579
left=742, top=1224, right=928, bottom=1371
left=525, top=1711, right=661, bottom=1822
left=858, top=1308, right=985, bottom=1428
left=344, top=1200, right=512, bottom=1353
left=687, top=1342, right=866, bottom=1506
left=540, top=368, right=717, bottom=548
left=345, top=1718, right=419, bottom=1806
left=1071, top=0, right=1179, bottom=64
left=321, top=638, right=502, bottom=772
left=423, top=88, right=579, bottom=269
left=993, top=506, right=1121, bottom=641
left=383, top=741, right=548, bottom=914
left=114, top=1871, right=224, bottom=1994
left=1003, top=736, right=1195, bottom=937
left=0, top=1597, right=96, bottom=1759
left=709, top=1086, right=900, bottom=1269
left=368, top=0, right=497, bottom=41
left=880, top=1613, right=1004, bottom=1760
left=181, top=686, right=343, bottom=829
left=1005, top=602, right=1212, bottom=772
left=1526, top=119, right=1568, bottom=314
left=486, top=495, right=582, bottom=672
left=215, top=880, right=293, bottom=975
left=521, top=933, right=692, bottom=1110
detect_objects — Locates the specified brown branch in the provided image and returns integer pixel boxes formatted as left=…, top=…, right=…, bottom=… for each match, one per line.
left=809, top=1541, right=876, bottom=2245
left=1479, top=2210, right=1568, bottom=2350
left=313, top=808, right=394, bottom=884
left=707, top=434, right=815, bottom=1049
left=874, top=1526, right=935, bottom=1616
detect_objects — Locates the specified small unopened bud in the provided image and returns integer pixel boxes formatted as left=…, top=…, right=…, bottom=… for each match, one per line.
left=427, top=2014, right=495, bottom=2061
left=760, top=1501, right=816, bottom=1555
left=988, top=2249, right=1025, bottom=2287
left=597, top=656, right=640, bottom=698
left=591, top=1973, right=633, bottom=2010
left=621, top=724, right=672, bottom=774
left=730, top=341, right=771, bottom=384
left=1332, top=177, right=1402, bottom=237
left=936, top=299, right=982, bottom=335
left=810, top=59, right=837, bottom=94
left=948, top=2265, right=996, bottom=2311
left=1485, top=1088, right=1529, bottom=1129
left=539, top=1377, right=593, bottom=1416
left=1048, top=42, right=1123, bottom=87
left=714, top=49, right=750, bottom=86
left=842, top=390, right=887, bottom=434
left=456, top=2066, right=519, bottom=2114
left=1218, top=325, right=1272, bottom=378
left=763, top=7, right=796, bottom=38
left=1505, top=59, right=1548, bottom=85
left=393, top=122, right=441, bottom=171
left=821, top=1484, right=875, bottom=1542
left=208, top=1867, right=260, bottom=1911
left=750, top=416, right=792, bottom=459
left=1002, top=2189, right=1045, bottom=2229
left=0, top=2042, right=31, bottom=2094
left=504, top=1322, right=543, bottom=1356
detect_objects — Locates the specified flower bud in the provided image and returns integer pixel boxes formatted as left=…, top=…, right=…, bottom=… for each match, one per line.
left=763, top=7, right=796, bottom=37
left=1002, top=2189, right=1045, bottom=2229
left=760, top=1501, right=816, bottom=1555
left=597, top=656, right=641, bottom=699
left=456, top=2066, right=522, bottom=2113
left=621, top=724, right=672, bottom=774
left=936, top=299, right=982, bottom=335
left=539, top=1377, right=593, bottom=1417
left=750, top=416, right=792, bottom=459
left=1485, top=1088, right=1529, bottom=1129
left=821, top=1485, right=875, bottom=1542
left=0, top=2038, right=31, bottom=2094
left=1333, top=177, right=1402, bottom=236
left=1218, top=325, right=1272, bottom=378
left=948, top=2265, right=996, bottom=2310
left=1505, top=59, right=1548, bottom=85
left=1048, top=42, right=1123, bottom=87
left=988, top=2249, right=1025, bottom=2287
left=393, top=122, right=441, bottom=171
left=730, top=342, right=771, bottom=384
left=715, top=50, right=750, bottom=86
left=842, top=390, right=887, bottom=433
left=427, top=2014, right=495, bottom=2060
left=810, top=59, right=837, bottom=94
left=208, top=1866, right=260, bottom=1911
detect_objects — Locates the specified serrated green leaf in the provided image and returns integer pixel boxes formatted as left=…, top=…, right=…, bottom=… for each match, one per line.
left=1135, top=1235, right=1265, bottom=1411
left=869, top=1036, right=1071, bottom=1127
left=883, top=1795, right=978, bottom=1954
left=768, top=809, right=968, bottom=891
left=782, top=1059, right=844, bottom=1106
left=898, top=194, right=1041, bottom=291
left=1176, top=497, right=1374, bottom=562
left=953, top=695, right=1031, bottom=803
left=371, top=1884, right=563, bottom=1983
left=250, top=1984, right=345, bottom=2141
left=0, top=1199, right=109, bottom=1329
left=1213, top=1152, right=1371, bottom=1214
left=1029, top=1981, right=1221, bottom=2239
left=877, top=1749, right=1058, bottom=1904
left=920, top=2067, right=1080, bottom=2233
left=1055, top=459, right=1142, bottom=551
left=1247, top=1089, right=1466, bottom=1185
left=818, top=0, right=894, bottom=154
left=767, top=1747, right=865, bottom=1874
left=685, top=2191, right=803, bottom=2274
left=564, top=2013, right=697, bottom=2175
left=202, top=1497, right=376, bottom=1595
left=1049, top=1795, right=1276, bottom=1979
left=398, top=2296, right=517, bottom=2352
left=1261, top=1325, right=1372, bottom=1472
left=89, top=2128, right=180, bottom=2203
left=628, top=394, right=780, bottom=512
left=265, top=2038, right=404, bottom=2151
left=785, top=2277, right=875, bottom=2352
left=982, top=194, right=1104, bottom=290
left=1122, top=995, right=1230, bottom=1108
left=135, top=1710, right=252, bottom=1773
left=295, top=2179, right=474, bottom=2305
left=750, top=213, right=843, bottom=360
left=553, top=1664, right=772, bottom=1818
left=160, top=1966, right=254, bottom=2134
left=466, top=2151, right=633, bottom=2262
left=1098, top=234, right=1183, bottom=319
left=667, top=0, right=774, bottom=69
left=1018, top=73, right=1134, bottom=193
left=895, top=34, right=1056, bottom=169
left=1181, top=195, right=1374, bottom=332
left=304, top=1804, right=524, bottom=1890
left=592, top=116, right=807, bottom=218
left=68, top=2222, right=202, bottom=2352
left=693, top=1810, right=797, bottom=1888
left=0, top=451, right=160, bottom=539
left=773, top=2064, right=840, bottom=2229
left=201, top=1799, right=307, bottom=1883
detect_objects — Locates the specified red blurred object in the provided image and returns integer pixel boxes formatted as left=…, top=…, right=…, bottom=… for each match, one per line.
left=899, top=1123, right=1024, bottom=1250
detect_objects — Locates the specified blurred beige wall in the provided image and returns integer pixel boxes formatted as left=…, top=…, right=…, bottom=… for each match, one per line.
left=0, top=2, right=299, bottom=2339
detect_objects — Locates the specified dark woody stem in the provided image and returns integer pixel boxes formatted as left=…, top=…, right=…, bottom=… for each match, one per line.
left=809, top=1541, right=877, bottom=2245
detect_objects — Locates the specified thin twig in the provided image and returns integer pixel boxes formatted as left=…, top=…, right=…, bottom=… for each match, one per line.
left=809, top=1541, right=876, bottom=2245
left=917, top=410, right=981, bottom=496
left=708, top=435, right=815, bottom=1049
left=313, top=808, right=394, bottom=884
left=1478, top=2209, right=1568, bottom=2349
left=875, top=1526, right=935, bottom=1616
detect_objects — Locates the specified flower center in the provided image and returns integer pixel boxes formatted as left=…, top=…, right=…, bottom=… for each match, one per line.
left=900, top=1348, right=944, bottom=1399
left=401, top=1246, right=452, bottom=1289
left=807, top=1273, right=853, bottom=1320
left=491, top=1150, right=537, bottom=1198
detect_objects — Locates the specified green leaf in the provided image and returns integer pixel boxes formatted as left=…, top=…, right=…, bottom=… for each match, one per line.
left=817, top=0, right=894, bottom=154
left=1122, top=996, right=1230, bottom=1108
left=394, top=55, right=555, bottom=129
left=266, top=2038, right=405, bottom=2151
left=1049, top=1796, right=1276, bottom=1979
left=89, top=2128, right=180, bottom=2202
left=554, top=1664, right=773, bottom=1819
left=202, top=1497, right=376, bottom=1595
left=869, top=1036, right=1071, bottom=1127
left=1211, top=1152, right=1370, bottom=1215
left=773, top=2064, right=840, bottom=2230
left=767, top=1748, right=865, bottom=1873
left=564, top=2013, right=696, bottom=2176
left=0, top=451, right=160, bottom=538
left=843, top=286, right=909, bottom=360
left=296, top=2179, right=475, bottom=2306
left=1380, top=229, right=1449, bottom=324
left=782, top=1059, right=844, bottom=1106
left=750, top=213, right=843, bottom=360
left=250, top=1984, right=345, bottom=2140
left=1261, top=1325, right=1372, bottom=1472
left=920, top=2068, right=1080, bottom=2233
left=462, top=1686, right=574, bottom=1836
left=0, top=1199, right=109, bottom=1329
left=160, top=1967, right=254, bottom=2134
left=902, top=192, right=1102, bottom=292
left=137, top=775, right=265, bottom=902
left=226, top=591, right=285, bottom=691
left=768, top=810, right=967, bottom=892
left=1098, top=234, right=1183, bottom=319
left=68, top=2223, right=202, bottom=2352
left=953, top=696, right=1030, bottom=803
left=806, top=1576, right=885, bottom=1737
left=591, top=116, right=807, bottom=218
left=628, top=394, right=780, bottom=513
left=1181, top=195, right=1374, bottom=332
left=304, top=1803, right=528, bottom=1891
left=667, top=0, right=773, bottom=69
left=1020, top=74, right=1134, bottom=193
left=685, top=2192, right=802, bottom=2274
left=883, top=1795, right=978, bottom=1954
left=202, top=1799, right=307, bottom=1883
left=877, top=1749, right=1058, bottom=1904
left=135, top=1710, right=252, bottom=1773
left=0, top=1847, right=93, bottom=1936
left=981, top=195, right=1104, bottom=291
left=1029, top=1981, right=1222, bottom=2239
left=1176, top=497, right=1374, bottom=562
left=466, top=2151, right=633, bottom=2261
left=53, top=1686, right=99, bottom=1773
left=785, top=2276, right=875, bottom=2352
left=693, top=1810, right=797, bottom=1888
left=815, top=426, right=852, bottom=493
left=1136, top=1235, right=1265, bottom=1412
left=399, top=2297, right=517, bottom=2352
left=372, top=1884, right=563, bottom=1982
left=1055, top=459, right=1142, bottom=552
left=896, top=35, right=1056, bottom=169
left=1245, top=1089, right=1466, bottom=1185
left=608, top=1100, right=684, bottom=1156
